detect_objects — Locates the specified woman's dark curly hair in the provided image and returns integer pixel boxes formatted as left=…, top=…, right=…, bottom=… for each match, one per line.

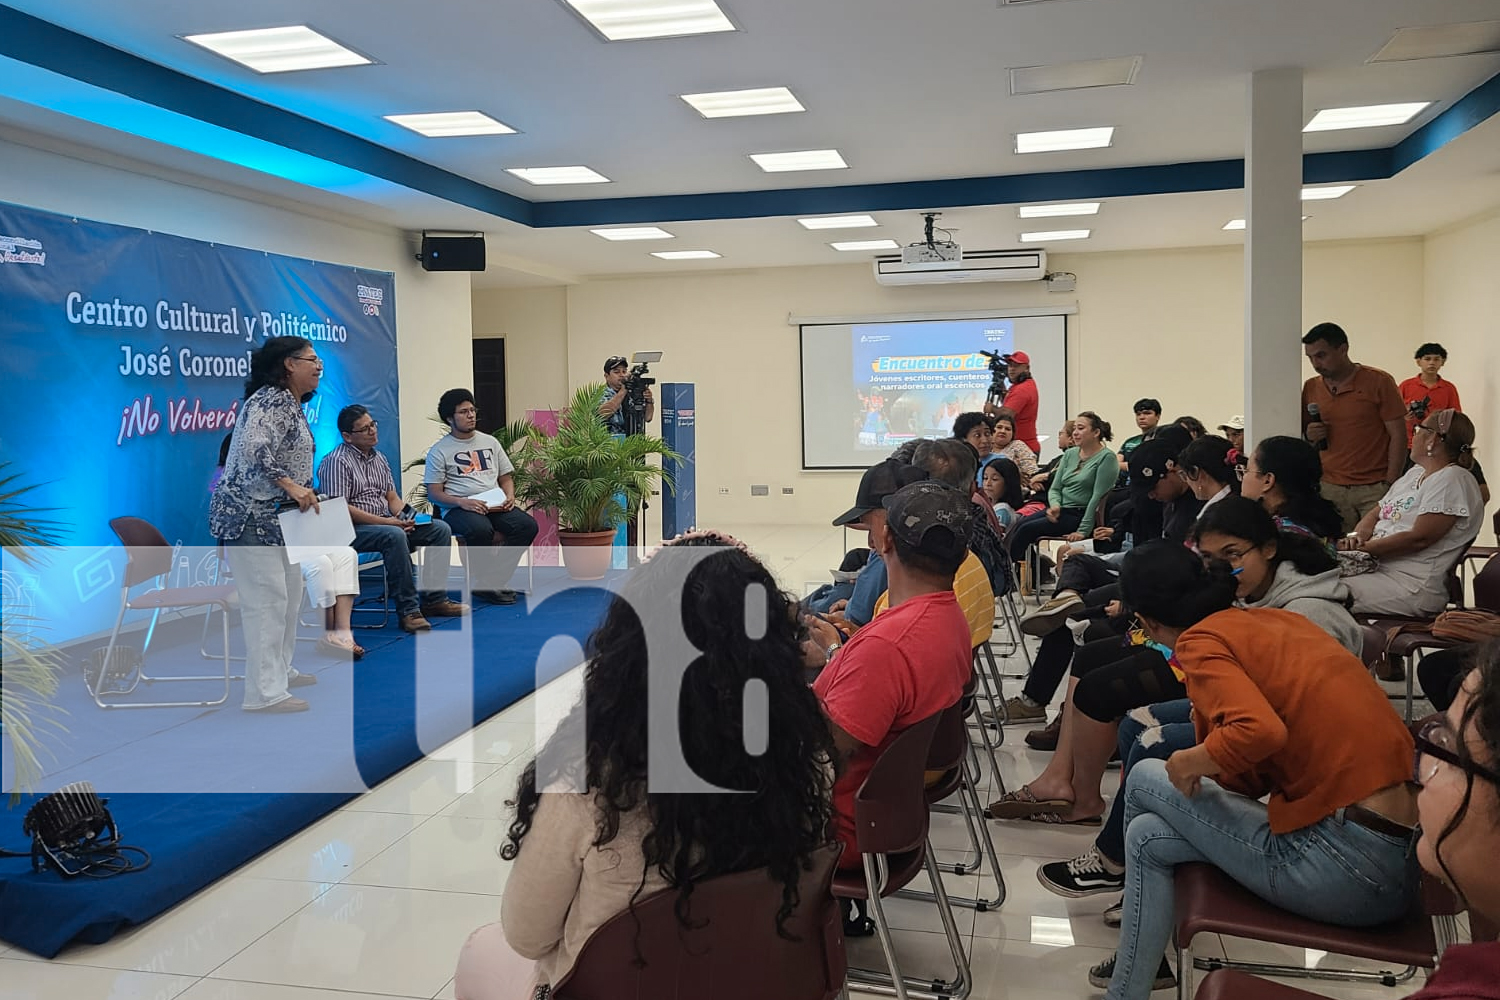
left=501, top=534, right=835, bottom=937
left=1427, top=643, right=1500, bottom=911
left=244, top=336, right=313, bottom=399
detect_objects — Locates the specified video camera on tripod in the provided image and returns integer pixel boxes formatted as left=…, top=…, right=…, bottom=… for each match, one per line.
left=622, top=351, right=662, bottom=437
left=979, top=349, right=1009, bottom=409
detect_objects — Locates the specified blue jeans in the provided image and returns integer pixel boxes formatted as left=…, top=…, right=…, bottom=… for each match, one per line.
left=1006, top=507, right=1083, bottom=563
left=844, top=550, right=887, bottom=628
left=1107, top=759, right=1416, bottom=1000
left=352, top=520, right=454, bottom=616
left=1097, top=699, right=1196, bottom=865
left=442, top=506, right=540, bottom=590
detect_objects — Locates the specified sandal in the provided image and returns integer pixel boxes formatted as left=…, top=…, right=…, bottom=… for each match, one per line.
left=841, top=898, right=876, bottom=938
left=1021, top=811, right=1103, bottom=826
left=316, top=635, right=365, bottom=660
left=985, top=785, right=1071, bottom=820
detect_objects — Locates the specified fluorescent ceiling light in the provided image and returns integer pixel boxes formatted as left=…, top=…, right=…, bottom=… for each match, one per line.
left=750, top=149, right=847, bottom=172
left=1304, top=103, right=1430, bottom=132
left=652, top=250, right=721, bottom=259
left=1015, top=126, right=1114, bottom=153
left=1370, top=21, right=1500, bottom=63
left=681, top=86, right=803, bottom=118
left=1019, top=229, right=1090, bottom=242
left=559, top=0, right=735, bottom=41
left=1224, top=217, right=1310, bottom=230
left=384, top=112, right=516, bottom=137
left=591, top=227, right=674, bottom=240
left=1300, top=185, right=1356, bottom=201
left=182, top=25, right=372, bottom=73
left=1018, top=202, right=1101, bottom=218
left=830, top=240, right=900, bottom=251
left=505, top=166, right=610, bottom=185
left=798, top=215, right=878, bottom=230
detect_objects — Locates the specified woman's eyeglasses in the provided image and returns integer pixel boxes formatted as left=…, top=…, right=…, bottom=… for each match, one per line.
left=292, top=354, right=324, bottom=368
left=1414, top=719, right=1500, bottom=787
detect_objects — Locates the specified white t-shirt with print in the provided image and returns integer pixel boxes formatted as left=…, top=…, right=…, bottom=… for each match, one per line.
left=1368, top=464, right=1482, bottom=596
left=423, top=431, right=515, bottom=499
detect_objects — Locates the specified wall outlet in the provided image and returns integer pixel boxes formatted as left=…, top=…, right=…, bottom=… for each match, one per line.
left=751, top=485, right=769, bottom=497
left=782, top=487, right=794, bottom=495
left=718, top=487, right=730, bottom=495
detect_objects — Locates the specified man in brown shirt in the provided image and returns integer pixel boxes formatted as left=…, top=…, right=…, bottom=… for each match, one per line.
left=1301, top=322, right=1406, bottom=532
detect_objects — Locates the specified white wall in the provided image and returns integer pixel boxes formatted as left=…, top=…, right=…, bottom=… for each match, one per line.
left=0, top=133, right=474, bottom=478
left=1424, top=209, right=1500, bottom=544
left=474, top=239, right=1426, bottom=526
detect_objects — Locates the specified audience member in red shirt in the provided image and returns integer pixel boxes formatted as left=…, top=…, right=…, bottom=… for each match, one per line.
left=987, top=351, right=1040, bottom=454
left=813, top=481, right=975, bottom=869
left=1399, top=342, right=1463, bottom=446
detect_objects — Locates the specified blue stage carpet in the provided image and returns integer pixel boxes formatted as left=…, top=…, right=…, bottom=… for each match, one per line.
left=0, top=572, right=613, bottom=957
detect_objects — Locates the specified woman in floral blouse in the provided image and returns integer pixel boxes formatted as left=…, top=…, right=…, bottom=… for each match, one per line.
left=208, top=336, right=324, bottom=713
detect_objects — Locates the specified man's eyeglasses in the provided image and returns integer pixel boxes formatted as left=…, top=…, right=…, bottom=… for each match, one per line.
left=351, top=421, right=378, bottom=435
left=1414, top=719, right=1500, bottom=787
left=454, top=407, right=478, bottom=418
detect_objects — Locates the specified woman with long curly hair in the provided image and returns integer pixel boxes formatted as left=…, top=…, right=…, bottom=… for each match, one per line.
left=453, top=531, right=835, bottom=1000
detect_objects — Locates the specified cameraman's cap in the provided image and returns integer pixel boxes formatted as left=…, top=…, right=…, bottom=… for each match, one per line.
left=1133, top=397, right=1162, bottom=414
left=882, top=481, right=973, bottom=563
left=604, top=355, right=628, bottom=373
left=1218, top=415, right=1245, bottom=432
left=1000, top=350, right=1031, bottom=365
left=832, top=459, right=926, bottom=527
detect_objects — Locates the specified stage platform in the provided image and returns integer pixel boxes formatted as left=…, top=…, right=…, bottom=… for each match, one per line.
left=0, top=570, right=614, bottom=958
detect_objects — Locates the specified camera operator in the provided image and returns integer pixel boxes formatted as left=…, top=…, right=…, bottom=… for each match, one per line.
left=984, top=351, right=1040, bottom=455
left=599, top=355, right=655, bottom=434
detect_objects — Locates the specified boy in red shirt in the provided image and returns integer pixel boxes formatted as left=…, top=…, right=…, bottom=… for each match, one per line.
left=1399, top=342, right=1462, bottom=446
left=813, top=481, right=975, bottom=872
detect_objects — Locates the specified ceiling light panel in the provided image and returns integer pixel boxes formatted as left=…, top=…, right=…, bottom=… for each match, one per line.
left=1369, top=21, right=1500, bottom=62
left=652, top=250, right=721, bottom=259
left=506, top=166, right=610, bottom=184
left=1224, top=217, right=1310, bottom=230
left=681, top=86, right=803, bottom=118
left=1010, top=56, right=1141, bottom=96
left=1303, top=103, right=1430, bottom=132
left=749, top=149, right=847, bottom=172
left=385, top=112, right=516, bottom=137
left=1018, top=202, right=1101, bottom=218
left=182, top=25, right=372, bottom=73
left=1015, top=127, right=1114, bottom=153
left=798, top=215, right=878, bottom=230
left=830, top=240, right=900, bottom=251
left=1300, top=185, right=1356, bottom=201
left=1019, top=230, right=1090, bottom=242
left=592, top=227, right=674, bottom=240
left=559, top=0, right=736, bottom=41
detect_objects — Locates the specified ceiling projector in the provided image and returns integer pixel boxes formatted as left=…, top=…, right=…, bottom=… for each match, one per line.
left=902, top=241, right=961, bottom=265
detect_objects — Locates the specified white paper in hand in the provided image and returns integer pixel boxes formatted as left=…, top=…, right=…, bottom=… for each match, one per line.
left=279, top=496, right=356, bottom=564
left=468, top=486, right=508, bottom=509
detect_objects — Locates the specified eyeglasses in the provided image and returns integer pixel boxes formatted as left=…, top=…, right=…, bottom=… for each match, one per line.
left=453, top=407, right=478, bottom=418
left=351, top=421, right=378, bottom=434
left=1414, top=719, right=1500, bottom=787
left=292, top=354, right=324, bottom=367
left=1200, top=546, right=1250, bottom=566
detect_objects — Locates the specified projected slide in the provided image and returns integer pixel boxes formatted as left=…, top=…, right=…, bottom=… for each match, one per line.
left=801, top=314, right=1068, bottom=469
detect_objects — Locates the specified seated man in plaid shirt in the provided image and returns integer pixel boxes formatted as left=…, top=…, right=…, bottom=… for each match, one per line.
left=318, top=404, right=468, bottom=633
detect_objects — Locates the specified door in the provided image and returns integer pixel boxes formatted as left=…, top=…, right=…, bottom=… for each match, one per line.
left=473, top=338, right=507, bottom=434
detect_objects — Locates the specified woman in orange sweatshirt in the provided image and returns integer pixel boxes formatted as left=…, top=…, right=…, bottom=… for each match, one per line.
left=1093, top=541, right=1419, bottom=1000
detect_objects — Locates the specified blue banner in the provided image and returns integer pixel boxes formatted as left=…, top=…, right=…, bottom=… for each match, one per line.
left=661, top=383, right=696, bottom=539
left=0, top=200, right=399, bottom=645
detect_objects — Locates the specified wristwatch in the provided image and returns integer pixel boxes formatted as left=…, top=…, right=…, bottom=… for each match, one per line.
left=823, top=642, right=842, bottom=661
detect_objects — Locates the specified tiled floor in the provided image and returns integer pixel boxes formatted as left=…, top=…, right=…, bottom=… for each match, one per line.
left=1, top=523, right=1439, bottom=1000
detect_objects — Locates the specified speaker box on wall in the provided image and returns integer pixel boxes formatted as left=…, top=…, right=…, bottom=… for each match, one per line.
left=420, top=235, right=486, bottom=272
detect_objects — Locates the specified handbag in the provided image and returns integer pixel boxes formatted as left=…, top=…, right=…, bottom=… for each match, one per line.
left=1430, top=609, right=1500, bottom=643
left=1337, top=549, right=1380, bottom=577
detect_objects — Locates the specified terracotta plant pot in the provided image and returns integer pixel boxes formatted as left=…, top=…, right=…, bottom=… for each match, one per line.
left=557, top=529, right=619, bottom=580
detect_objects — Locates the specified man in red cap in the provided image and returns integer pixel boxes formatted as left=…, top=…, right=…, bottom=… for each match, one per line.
left=997, top=351, right=1040, bottom=454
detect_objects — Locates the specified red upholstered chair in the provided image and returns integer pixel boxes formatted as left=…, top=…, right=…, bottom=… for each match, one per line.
left=832, top=713, right=973, bottom=1000
left=1193, top=969, right=1323, bottom=1000
left=1172, top=861, right=1461, bottom=1000
left=1458, top=509, right=1499, bottom=589
left=90, top=517, right=236, bottom=709
left=551, top=844, right=847, bottom=1000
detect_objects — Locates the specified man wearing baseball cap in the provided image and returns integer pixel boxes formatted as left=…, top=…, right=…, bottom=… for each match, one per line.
left=1216, top=415, right=1245, bottom=452
left=827, top=459, right=927, bottom=630
left=812, top=481, right=975, bottom=869
left=598, top=354, right=654, bottom=433
left=993, top=351, right=1040, bottom=454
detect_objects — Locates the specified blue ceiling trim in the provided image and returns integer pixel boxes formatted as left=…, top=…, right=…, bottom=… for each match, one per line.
left=0, top=4, right=1494, bottom=230
left=1390, top=69, right=1500, bottom=175
left=0, top=4, right=534, bottom=225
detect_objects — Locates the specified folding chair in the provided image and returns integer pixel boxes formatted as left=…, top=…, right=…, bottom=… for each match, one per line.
left=90, top=517, right=235, bottom=709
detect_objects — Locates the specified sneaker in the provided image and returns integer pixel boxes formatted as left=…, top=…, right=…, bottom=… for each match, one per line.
left=1103, top=897, right=1122, bottom=927
left=400, top=612, right=433, bottom=633
left=1003, top=695, right=1048, bottom=722
left=287, top=672, right=319, bottom=689
left=1019, top=590, right=1084, bottom=637
left=1088, top=954, right=1174, bottom=991
left=1038, top=846, right=1125, bottom=897
left=1067, top=617, right=1094, bottom=646
left=1024, top=712, right=1062, bottom=751
left=421, top=599, right=470, bottom=618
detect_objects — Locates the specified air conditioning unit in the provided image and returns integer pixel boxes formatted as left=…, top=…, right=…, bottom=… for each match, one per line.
left=873, top=249, right=1048, bottom=286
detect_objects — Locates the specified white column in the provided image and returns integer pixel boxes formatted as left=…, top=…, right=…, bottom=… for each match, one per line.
left=1244, top=68, right=1304, bottom=445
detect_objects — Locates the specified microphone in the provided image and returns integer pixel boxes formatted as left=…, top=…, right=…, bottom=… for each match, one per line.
left=1306, top=403, right=1327, bottom=451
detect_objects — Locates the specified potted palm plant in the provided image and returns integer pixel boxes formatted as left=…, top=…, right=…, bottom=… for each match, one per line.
left=509, top=384, right=679, bottom=580
left=0, top=463, right=66, bottom=796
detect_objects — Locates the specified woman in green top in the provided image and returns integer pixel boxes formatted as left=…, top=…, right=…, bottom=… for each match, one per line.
left=1006, top=411, right=1117, bottom=562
